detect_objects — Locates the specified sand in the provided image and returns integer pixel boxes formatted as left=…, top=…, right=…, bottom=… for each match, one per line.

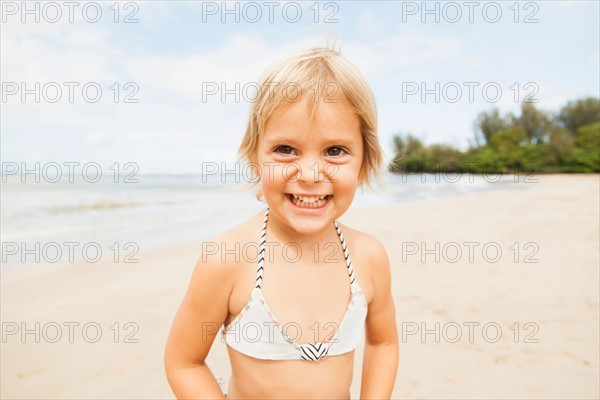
left=1, top=174, right=599, bottom=399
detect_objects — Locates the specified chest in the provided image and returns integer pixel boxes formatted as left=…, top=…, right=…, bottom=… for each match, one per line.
left=229, top=254, right=365, bottom=344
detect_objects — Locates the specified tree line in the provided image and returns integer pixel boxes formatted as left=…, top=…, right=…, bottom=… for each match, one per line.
left=389, top=97, right=600, bottom=174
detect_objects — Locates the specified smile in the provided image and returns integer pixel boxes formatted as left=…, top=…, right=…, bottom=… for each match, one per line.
left=285, top=193, right=332, bottom=209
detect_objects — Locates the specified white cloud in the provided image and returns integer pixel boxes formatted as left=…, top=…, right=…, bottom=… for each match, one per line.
left=356, top=10, right=380, bottom=37
left=342, top=34, right=463, bottom=78
left=2, top=22, right=116, bottom=82
left=120, top=32, right=325, bottom=98
left=2, top=3, right=598, bottom=174
left=2, top=24, right=332, bottom=171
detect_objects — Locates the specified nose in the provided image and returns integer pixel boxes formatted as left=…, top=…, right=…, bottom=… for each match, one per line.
left=295, top=157, right=325, bottom=184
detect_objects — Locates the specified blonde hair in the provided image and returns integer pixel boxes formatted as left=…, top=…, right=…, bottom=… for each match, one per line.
left=237, top=45, right=383, bottom=200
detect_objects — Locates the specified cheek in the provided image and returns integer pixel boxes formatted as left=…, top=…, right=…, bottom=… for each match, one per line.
left=260, top=159, right=309, bottom=185
left=258, top=159, right=287, bottom=188
left=328, top=153, right=362, bottom=186
left=328, top=166, right=360, bottom=190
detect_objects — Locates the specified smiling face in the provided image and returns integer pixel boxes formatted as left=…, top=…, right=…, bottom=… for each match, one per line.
left=256, top=95, right=364, bottom=236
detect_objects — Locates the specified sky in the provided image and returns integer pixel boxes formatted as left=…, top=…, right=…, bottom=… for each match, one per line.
left=2, top=0, right=599, bottom=174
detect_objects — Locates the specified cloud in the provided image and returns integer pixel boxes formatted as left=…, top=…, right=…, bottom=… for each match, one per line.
left=2, top=21, right=330, bottom=171
left=342, top=34, right=463, bottom=78
left=2, top=3, right=598, bottom=174
left=2, top=20, right=116, bottom=82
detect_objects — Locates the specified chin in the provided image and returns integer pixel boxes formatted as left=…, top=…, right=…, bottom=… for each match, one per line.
left=265, top=198, right=334, bottom=231
left=288, top=219, right=332, bottom=235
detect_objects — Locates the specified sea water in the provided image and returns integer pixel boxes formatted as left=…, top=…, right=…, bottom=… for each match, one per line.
left=0, top=171, right=529, bottom=268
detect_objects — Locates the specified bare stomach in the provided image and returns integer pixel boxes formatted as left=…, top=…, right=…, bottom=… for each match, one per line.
left=225, top=345, right=355, bottom=399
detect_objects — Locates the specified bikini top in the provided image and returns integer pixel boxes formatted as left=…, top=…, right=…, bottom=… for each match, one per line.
left=221, top=207, right=368, bottom=361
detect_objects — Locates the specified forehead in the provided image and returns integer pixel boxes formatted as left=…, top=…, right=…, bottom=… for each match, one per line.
left=262, top=96, right=361, bottom=144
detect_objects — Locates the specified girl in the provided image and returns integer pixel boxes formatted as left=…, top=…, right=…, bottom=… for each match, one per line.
left=164, top=46, right=399, bottom=399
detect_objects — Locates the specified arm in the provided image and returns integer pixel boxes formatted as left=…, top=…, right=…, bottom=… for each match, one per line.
left=164, top=248, right=233, bottom=399
left=360, top=238, right=399, bottom=400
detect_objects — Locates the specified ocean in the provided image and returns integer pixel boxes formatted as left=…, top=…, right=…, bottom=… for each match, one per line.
left=0, top=171, right=531, bottom=268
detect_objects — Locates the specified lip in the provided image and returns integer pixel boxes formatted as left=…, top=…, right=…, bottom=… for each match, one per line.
left=289, top=193, right=328, bottom=197
left=285, top=193, right=332, bottom=213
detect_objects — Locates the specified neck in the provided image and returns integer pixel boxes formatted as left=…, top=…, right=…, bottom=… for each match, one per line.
left=262, top=207, right=341, bottom=260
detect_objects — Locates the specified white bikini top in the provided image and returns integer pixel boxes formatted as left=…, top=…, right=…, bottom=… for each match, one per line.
left=221, top=207, right=368, bottom=361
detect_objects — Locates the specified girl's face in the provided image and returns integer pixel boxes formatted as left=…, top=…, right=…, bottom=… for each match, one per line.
left=256, top=95, right=364, bottom=236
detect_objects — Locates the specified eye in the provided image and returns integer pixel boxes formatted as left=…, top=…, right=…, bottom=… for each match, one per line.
left=274, top=145, right=296, bottom=155
left=325, top=146, right=347, bottom=157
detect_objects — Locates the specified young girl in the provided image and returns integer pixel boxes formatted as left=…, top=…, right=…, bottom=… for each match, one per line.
left=164, top=46, right=399, bottom=399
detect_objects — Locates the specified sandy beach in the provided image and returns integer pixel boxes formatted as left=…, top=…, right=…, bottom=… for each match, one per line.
left=1, top=174, right=598, bottom=399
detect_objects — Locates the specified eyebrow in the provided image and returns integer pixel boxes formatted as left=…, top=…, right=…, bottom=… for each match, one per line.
left=264, top=134, right=357, bottom=146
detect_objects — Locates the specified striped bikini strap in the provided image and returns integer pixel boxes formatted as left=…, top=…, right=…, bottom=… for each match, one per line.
left=254, top=207, right=356, bottom=288
left=255, top=207, right=269, bottom=289
left=334, top=219, right=356, bottom=285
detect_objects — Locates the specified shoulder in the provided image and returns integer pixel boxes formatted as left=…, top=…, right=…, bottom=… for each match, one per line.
left=337, top=223, right=391, bottom=300
left=189, top=210, right=264, bottom=297
left=339, top=223, right=390, bottom=270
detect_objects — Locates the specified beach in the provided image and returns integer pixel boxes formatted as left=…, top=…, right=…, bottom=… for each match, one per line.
left=1, top=174, right=598, bottom=399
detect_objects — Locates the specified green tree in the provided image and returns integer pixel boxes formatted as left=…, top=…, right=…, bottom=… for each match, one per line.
left=474, top=108, right=508, bottom=145
left=557, top=97, right=600, bottom=135
left=513, top=103, right=553, bottom=144
left=460, top=147, right=504, bottom=173
left=392, top=133, right=423, bottom=156
left=488, top=127, right=528, bottom=153
left=560, top=123, right=600, bottom=172
left=548, top=127, right=575, bottom=159
left=388, top=97, right=599, bottom=175
left=421, top=144, right=463, bottom=172
left=389, top=133, right=426, bottom=172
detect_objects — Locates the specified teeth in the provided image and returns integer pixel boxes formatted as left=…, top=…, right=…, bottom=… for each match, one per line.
left=288, top=194, right=330, bottom=208
left=290, top=194, right=327, bottom=202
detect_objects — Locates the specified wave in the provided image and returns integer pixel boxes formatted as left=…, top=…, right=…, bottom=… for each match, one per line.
left=45, top=201, right=141, bottom=213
